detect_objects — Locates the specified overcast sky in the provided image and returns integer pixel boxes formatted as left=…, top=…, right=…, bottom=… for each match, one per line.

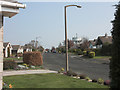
left=3, top=2, right=117, bottom=49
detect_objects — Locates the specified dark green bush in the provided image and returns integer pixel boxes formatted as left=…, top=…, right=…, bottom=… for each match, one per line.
left=67, top=70, right=77, bottom=76
left=79, top=74, right=86, bottom=79
left=76, top=49, right=83, bottom=55
left=3, top=60, right=17, bottom=70
left=92, top=79, right=97, bottom=82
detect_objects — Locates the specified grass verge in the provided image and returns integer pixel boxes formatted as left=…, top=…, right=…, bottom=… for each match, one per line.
left=94, top=56, right=111, bottom=59
left=4, top=57, right=23, bottom=61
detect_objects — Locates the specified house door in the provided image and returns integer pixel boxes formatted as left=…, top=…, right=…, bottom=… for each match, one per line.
left=7, top=47, right=10, bottom=57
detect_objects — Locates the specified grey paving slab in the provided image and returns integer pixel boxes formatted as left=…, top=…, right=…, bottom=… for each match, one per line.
left=3, top=70, right=57, bottom=76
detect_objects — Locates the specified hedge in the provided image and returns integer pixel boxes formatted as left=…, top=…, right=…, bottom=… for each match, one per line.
left=3, top=60, right=17, bottom=70
left=23, top=51, right=43, bottom=66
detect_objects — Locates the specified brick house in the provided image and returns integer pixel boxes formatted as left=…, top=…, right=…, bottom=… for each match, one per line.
left=96, top=34, right=112, bottom=48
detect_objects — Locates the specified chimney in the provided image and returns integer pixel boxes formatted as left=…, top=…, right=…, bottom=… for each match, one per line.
left=105, top=33, right=107, bottom=37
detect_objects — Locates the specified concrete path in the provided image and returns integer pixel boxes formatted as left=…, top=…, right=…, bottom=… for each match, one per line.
left=3, top=70, right=57, bottom=76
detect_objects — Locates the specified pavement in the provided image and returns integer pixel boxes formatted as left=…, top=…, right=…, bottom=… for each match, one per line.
left=3, top=70, right=57, bottom=76
left=43, top=52, right=110, bottom=80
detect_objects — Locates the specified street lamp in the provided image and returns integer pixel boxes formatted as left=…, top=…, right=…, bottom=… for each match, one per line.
left=64, top=5, right=81, bottom=72
left=0, top=0, right=26, bottom=89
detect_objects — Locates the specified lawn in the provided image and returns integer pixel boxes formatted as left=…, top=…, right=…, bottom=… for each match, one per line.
left=3, top=73, right=108, bottom=88
left=94, top=56, right=111, bottom=59
left=4, top=57, right=23, bottom=61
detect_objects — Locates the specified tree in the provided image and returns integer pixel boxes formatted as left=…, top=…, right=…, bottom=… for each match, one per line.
left=51, top=46, right=56, bottom=52
left=38, top=46, right=44, bottom=52
left=68, top=40, right=74, bottom=49
left=110, top=2, right=120, bottom=88
left=80, top=38, right=89, bottom=50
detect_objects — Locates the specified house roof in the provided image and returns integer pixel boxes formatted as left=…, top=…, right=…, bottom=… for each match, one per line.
left=12, top=45, right=20, bottom=50
left=98, top=36, right=112, bottom=44
left=3, top=42, right=9, bottom=48
left=2, top=0, right=18, bottom=3
left=89, top=39, right=96, bottom=46
left=97, top=34, right=112, bottom=45
left=23, top=46, right=32, bottom=49
left=70, top=44, right=80, bottom=49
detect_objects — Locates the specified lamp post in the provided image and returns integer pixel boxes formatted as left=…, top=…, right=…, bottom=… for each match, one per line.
left=0, top=0, right=26, bottom=89
left=64, top=5, right=81, bottom=72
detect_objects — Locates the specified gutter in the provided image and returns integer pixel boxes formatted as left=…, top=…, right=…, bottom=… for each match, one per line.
left=0, top=1, right=26, bottom=9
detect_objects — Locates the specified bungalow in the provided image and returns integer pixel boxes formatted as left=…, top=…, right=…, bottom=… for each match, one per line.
left=96, top=34, right=112, bottom=48
left=23, top=46, right=32, bottom=52
left=89, top=39, right=97, bottom=49
left=12, top=45, right=23, bottom=56
left=3, top=42, right=12, bottom=57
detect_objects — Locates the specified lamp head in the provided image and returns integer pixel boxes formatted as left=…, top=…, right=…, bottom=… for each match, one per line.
left=77, top=5, right=81, bottom=8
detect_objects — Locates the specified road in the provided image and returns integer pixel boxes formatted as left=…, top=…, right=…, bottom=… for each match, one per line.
left=43, top=53, right=110, bottom=80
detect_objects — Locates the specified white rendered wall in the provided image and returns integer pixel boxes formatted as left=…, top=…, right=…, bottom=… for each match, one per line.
left=0, top=13, right=3, bottom=90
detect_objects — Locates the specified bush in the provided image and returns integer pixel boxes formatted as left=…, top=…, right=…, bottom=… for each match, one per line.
left=58, top=68, right=65, bottom=73
left=92, top=49, right=101, bottom=56
left=77, top=49, right=83, bottom=55
left=23, top=51, right=43, bottom=66
left=92, top=79, right=97, bottom=82
left=67, top=70, right=77, bottom=76
left=83, top=51, right=87, bottom=56
left=85, top=77, right=91, bottom=81
left=88, top=51, right=95, bottom=58
left=104, top=80, right=110, bottom=86
left=98, top=78, right=104, bottom=84
left=3, top=60, right=17, bottom=70
left=79, top=74, right=86, bottom=79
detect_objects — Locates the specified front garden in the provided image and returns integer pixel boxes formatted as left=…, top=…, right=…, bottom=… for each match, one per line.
left=3, top=73, right=109, bottom=88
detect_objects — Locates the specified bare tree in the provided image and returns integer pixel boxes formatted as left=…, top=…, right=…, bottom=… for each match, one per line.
left=81, top=37, right=89, bottom=50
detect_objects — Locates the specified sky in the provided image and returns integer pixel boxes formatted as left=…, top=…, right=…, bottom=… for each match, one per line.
left=3, top=2, right=118, bottom=49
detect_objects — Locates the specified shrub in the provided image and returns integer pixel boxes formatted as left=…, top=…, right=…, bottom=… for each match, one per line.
left=88, top=51, right=95, bottom=58
left=98, top=78, right=104, bottom=84
left=3, top=60, right=17, bottom=70
left=83, top=51, right=87, bottom=56
left=79, top=74, right=86, bottom=79
left=85, top=77, right=91, bottom=81
left=58, top=68, right=65, bottom=73
left=77, top=49, right=83, bottom=55
left=17, top=53, right=23, bottom=57
left=23, top=51, right=43, bottom=66
left=92, top=49, right=101, bottom=56
left=67, top=70, right=77, bottom=76
left=104, top=80, right=110, bottom=86
left=92, top=79, right=97, bottom=82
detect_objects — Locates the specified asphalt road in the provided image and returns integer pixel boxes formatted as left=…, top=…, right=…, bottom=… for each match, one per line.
left=43, top=53, right=110, bottom=80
